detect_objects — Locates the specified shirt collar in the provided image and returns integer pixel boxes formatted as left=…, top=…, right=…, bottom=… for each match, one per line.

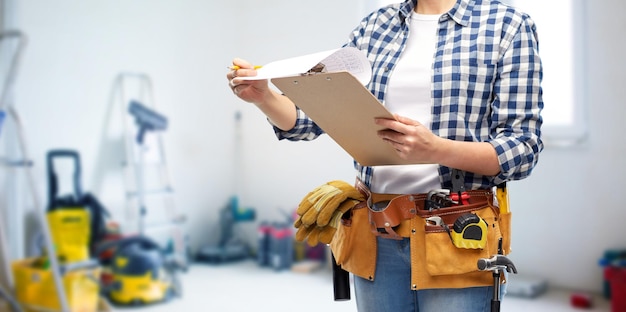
left=446, top=0, right=473, bottom=27
left=403, top=0, right=473, bottom=27
left=399, top=0, right=416, bottom=21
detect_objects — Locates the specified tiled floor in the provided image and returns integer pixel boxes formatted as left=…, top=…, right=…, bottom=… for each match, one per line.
left=110, top=260, right=610, bottom=312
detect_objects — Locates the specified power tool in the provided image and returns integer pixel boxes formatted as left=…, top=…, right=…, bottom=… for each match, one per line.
left=46, top=149, right=110, bottom=263
left=449, top=213, right=488, bottom=249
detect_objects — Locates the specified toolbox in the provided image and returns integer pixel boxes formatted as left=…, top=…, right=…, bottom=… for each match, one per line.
left=12, top=258, right=101, bottom=312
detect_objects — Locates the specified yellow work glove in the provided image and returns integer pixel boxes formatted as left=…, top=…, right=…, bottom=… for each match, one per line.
left=294, top=180, right=364, bottom=246
left=304, top=199, right=361, bottom=246
left=296, top=180, right=364, bottom=227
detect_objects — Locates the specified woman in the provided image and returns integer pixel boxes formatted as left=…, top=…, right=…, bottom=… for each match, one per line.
left=227, top=0, right=543, bottom=310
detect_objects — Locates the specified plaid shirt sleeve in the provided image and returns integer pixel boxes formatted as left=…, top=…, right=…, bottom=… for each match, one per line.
left=433, top=2, right=544, bottom=189
left=272, top=106, right=324, bottom=141
left=487, top=14, right=544, bottom=185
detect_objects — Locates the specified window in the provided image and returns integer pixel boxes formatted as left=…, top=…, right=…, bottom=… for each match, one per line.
left=364, top=0, right=586, bottom=145
left=509, top=0, right=586, bottom=145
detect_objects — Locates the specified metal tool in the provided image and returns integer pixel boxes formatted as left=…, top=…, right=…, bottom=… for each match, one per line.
left=450, top=169, right=466, bottom=193
left=425, top=216, right=445, bottom=227
left=425, top=189, right=456, bottom=211
left=450, top=169, right=468, bottom=205
left=477, top=255, right=518, bottom=312
left=425, top=174, right=472, bottom=211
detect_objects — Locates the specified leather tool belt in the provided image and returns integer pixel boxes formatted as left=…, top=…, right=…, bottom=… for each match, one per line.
left=355, top=178, right=494, bottom=240
left=331, top=178, right=511, bottom=289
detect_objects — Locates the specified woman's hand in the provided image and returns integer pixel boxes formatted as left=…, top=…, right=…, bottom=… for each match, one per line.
left=226, top=58, right=271, bottom=106
left=226, top=57, right=298, bottom=131
left=376, top=114, right=500, bottom=175
left=375, top=114, right=443, bottom=164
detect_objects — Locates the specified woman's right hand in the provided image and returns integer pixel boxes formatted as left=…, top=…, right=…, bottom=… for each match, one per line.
left=227, top=58, right=271, bottom=106
left=226, top=57, right=298, bottom=131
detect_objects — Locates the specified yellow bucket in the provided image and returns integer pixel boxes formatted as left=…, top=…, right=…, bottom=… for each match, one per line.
left=12, top=258, right=100, bottom=312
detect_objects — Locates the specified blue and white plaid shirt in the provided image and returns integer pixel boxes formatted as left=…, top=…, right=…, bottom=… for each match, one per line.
left=274, top=0, right=543, bottom=190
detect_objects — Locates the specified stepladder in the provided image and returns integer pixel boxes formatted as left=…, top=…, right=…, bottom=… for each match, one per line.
left=2, top=30, right=107, bottom=312
left=0, top=30, right=72, bottom=312
left=109, top=72, right=189, bottom=270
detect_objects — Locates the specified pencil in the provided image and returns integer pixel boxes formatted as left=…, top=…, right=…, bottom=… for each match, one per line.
left=228, top=65, right=262, bottom=70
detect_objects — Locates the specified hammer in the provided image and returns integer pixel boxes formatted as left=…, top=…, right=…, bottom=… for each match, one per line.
left=477, top=254, right=518, bottom=312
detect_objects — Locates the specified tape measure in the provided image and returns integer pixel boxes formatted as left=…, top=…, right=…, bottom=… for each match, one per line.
left=449, top=213, right=488, bottom=249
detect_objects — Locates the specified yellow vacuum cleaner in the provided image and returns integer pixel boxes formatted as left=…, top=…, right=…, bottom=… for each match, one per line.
left=100, top=236, right=179, bottom=305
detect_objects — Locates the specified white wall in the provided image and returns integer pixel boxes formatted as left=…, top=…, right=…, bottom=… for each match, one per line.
left=2, top=0, right=625, bottom=294
left=1, top=0, right=361, bottom=258
left=507, top=0, right=626, bottom=291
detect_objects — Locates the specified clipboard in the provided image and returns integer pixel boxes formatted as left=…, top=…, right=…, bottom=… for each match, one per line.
left=272, top=71, right=417, bottom=166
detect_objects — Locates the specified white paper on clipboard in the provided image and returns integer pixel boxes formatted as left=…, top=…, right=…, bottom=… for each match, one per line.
left=239, top=47, right=372, bottom=85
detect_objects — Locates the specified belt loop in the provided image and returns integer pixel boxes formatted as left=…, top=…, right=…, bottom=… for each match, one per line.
left=355, top=177, right=370, bottom=199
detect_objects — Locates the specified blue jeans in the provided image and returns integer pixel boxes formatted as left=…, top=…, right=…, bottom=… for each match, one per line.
left=354, top=237, right=501, bottom=312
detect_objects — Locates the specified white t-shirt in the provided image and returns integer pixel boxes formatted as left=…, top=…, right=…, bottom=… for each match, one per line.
left=370, top=12, right=442, bottom=194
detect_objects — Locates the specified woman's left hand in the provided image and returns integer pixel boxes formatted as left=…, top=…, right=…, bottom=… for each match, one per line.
left=375, top=114, right=444, bottom=164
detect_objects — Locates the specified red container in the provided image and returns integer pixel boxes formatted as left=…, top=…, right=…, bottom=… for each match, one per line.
left=570, top=292, right=593, bottom=308
left=604, top=267, right=626, bottom=312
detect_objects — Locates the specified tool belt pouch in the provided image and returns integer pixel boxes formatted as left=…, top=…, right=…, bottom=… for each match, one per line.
left=329, top=205, right=377, bottom=280
left=419, top=193, right=511, bottom=277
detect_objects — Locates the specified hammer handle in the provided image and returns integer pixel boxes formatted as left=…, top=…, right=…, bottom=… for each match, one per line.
left=332, top=254, right=350, bottom=301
